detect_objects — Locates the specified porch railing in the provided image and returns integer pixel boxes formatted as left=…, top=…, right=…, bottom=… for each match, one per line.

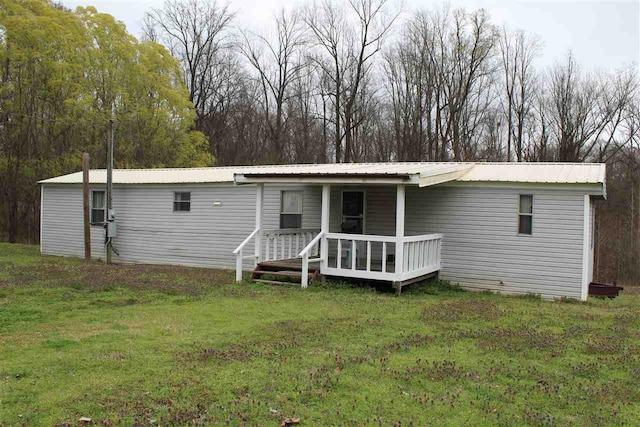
left=232, top=227, right=260, bottom=282
left=233, top=228, right=321, bottom=281
left=235, top=228, right=442, bottom=285
left=298, top=231, right=325, bottom=288
left=401, top=234, right=443, bottom=278
left=320, top=232, right=442, bottom=282
left=262, top=228, right=320, bottom=261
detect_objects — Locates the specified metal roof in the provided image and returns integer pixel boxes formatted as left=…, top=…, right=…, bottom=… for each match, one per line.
left=458, top=163, right=606, bottom=184
left=39, top=162, right=606, bottom=193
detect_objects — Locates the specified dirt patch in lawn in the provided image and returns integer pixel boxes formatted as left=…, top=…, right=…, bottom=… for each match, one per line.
left=179, top=318, right=347, bottom=364
left=461, top=327, right=565, bottom=356
left=422, top=299, right=502, bottom=323
left=0, top=262, right=234, bottom=296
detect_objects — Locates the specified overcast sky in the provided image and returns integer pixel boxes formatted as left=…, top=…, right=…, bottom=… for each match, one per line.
left=62, top=0, right=639, bottom=71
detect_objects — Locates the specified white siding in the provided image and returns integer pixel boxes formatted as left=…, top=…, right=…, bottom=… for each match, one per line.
left=41, top=184, right=320, bottom=270
left=41, top=185, right=106, bottom=259
left=405, top=186, right=586, bottom=299
left=41, top=181, right=592, bottom=299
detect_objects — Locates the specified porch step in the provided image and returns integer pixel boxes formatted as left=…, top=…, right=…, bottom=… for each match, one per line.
left=253, top=270, right=306, bottom=278
left=256, top=261, right=304, bottom=271
left=254, top=279, right=300, bottom=286
left=252, top=260, right=320, bottom=286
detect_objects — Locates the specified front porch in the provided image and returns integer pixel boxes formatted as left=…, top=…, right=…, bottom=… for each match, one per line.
left=233, top=181, right=443, bottom=290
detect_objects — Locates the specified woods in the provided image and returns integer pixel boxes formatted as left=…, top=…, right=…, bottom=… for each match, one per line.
left=1, top=0, right=638, bottom=284
left=0, top=0, right=209, bottom=243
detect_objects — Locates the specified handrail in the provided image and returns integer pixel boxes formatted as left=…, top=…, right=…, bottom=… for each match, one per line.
left=263, top=228, right=320, bottom=235
left=401, top=233, right=443, bottom=243
left=233, top=228, right=260, bottom=255
left=262, top=228, right=320, bottom=262
left=325, top=232, right=398, bottom=243
left=234, top=227, right=260, bottom=282
left=299, top=231, right=325, bottom=289
left=324, top=232, right=442, bottom=244
left=298, top=231, right=325, bottom=258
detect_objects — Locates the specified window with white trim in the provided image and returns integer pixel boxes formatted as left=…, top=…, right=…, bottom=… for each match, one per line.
left=173, top=192, right=191, bottom=212
left=518, top=195, right=533, bottom=235
left=91, top=190, right=106, bottom=224
left=280, top=191, right=302, bottom=228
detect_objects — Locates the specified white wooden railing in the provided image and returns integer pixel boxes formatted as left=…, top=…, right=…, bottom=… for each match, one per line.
left=326, top=233, right=397, bottom=273
left=262, top=228, right=320, bottom=261
left=235, top=228, right=442, bottom=285
left=322, top=233, right=442, bottom=281
left=233, top=227, right=260, bottom=282
left=298, top=231, right=325, bottom=288
left=402, top=234, right=443, bottom=277
left=234, top=228, right=320, bottom=281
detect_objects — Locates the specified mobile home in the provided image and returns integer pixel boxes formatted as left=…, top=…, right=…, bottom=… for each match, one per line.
left=39, top=162, right=605, bottom=300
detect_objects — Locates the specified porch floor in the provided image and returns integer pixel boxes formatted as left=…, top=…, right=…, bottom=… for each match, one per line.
left=257, top=257, right=438, bottom=294
left=261, top=257, right=397, bottom=273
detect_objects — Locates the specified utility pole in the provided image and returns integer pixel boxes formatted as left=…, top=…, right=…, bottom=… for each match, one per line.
left=82, top=153, right=91, bottom=261
left=106, top=118, right=114, bottom=264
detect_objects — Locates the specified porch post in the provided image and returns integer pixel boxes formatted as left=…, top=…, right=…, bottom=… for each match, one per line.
left=395, top=184, right=405, bottom=277
left=320, top=184, right=331, bottom=269
left=255, top=183, right=264, bottom=264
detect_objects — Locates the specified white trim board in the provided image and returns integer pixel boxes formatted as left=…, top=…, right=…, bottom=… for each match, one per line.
left=581, top=194, right=590, bottom=301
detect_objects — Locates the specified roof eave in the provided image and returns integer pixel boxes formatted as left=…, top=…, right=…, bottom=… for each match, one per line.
left=234, top=173, right=419, bottom=185
left=444, top=180, right=606, bottom=196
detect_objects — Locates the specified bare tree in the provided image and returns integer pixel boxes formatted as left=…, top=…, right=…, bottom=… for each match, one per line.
left=546, top=53, right=637, bottom=162
left=499, top=27, right=541, bottom=161
left=143, top=0, right=235, bottom=117
left=383, top=13, right=431, bottom=161
left=441, top=9, right=498, bottom=161
left=288, top=61, right=325, bottom=162
left=304, top=0, right=348, bottom=162
left=239, top=9, right=307, bottom=163
left=305, top=0, right=399, bottom=162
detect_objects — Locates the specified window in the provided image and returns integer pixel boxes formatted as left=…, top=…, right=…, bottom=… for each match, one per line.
left=91, top=191, right=105, bottom=224
left=341, top=190, right=365, bottom=234
left=173, top=192, right=191, bottom=212
left=518, top=195, right=533, bottom=235
left=280, top=191, right=302, bottom=228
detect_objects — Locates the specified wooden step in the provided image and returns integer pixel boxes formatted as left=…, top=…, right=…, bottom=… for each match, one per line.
left=253, top=279, right=299, bottom=286
left=252, top=260, right=321, bottom=286
left=257, top=261, right=306, bottom=271
left=252, top=270, right=309, bottom=278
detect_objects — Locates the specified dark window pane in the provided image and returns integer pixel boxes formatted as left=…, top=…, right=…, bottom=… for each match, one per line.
left=343, top=191, right=364, bottom=216
left=173, top=192, right=191, bottom=211
left=280, top=214, right=301, bottom=229
left=91, top=208, right=105, bottom=224
left=174, top=201, right=191, bottom=212
left=341, top=217, right=363, bottom=234
left=174, top=192, right=190, bottom=202
left=519, top=215, right=532, bottom=235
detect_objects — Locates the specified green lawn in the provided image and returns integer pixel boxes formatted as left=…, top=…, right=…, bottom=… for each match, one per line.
left=0, top=244, right=639, bottom=425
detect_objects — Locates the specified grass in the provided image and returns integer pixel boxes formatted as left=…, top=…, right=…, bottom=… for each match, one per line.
left=1, top=244, right=639, bottom=426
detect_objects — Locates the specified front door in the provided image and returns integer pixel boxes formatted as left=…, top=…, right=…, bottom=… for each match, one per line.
left=341, top=190, right=365, bottom=234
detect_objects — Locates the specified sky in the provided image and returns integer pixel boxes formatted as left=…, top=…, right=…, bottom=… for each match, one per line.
left=62, top=0, right=640, bottom=71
